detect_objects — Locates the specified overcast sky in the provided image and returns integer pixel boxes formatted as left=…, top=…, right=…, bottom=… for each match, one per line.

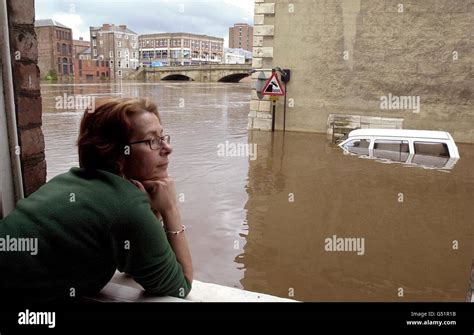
left=35, top=0, right=254, bottom=47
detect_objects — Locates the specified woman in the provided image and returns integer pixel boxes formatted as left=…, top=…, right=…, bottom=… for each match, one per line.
left=0, top=98, right=193, bottom=303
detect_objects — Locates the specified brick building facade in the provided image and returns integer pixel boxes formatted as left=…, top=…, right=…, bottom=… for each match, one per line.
left=90, top=24, right=139, bottom=79
left=35, top=19, right=74, bottom=80
left=139, top=32, right=224, bottom=66
left=74, top=59, right=110, bottom=81
left=229, top=23, right=253, bottom=52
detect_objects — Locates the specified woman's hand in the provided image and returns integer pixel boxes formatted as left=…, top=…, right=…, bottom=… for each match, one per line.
left=130, top=178, right=178, bottom=217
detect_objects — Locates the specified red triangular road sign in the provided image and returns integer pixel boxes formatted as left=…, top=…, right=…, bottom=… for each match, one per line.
left=262, top=72, right=285, bottom=96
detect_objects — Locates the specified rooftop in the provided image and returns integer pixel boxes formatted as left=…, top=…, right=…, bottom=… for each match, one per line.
left=348, top=128, right=452, bottom=140
left=139, top=32, right=224, bottom=41
left=35, top=19, right=70, bottom=29
left=90, top=24, right=137, bottom=35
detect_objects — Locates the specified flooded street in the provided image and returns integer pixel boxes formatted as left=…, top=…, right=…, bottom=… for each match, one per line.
left=41, top=81, right=474, bottom=301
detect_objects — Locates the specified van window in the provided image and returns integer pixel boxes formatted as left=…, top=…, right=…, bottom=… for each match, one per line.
left=343, top=139, right=370, bottom=155
left=414, top=142, right=449, bottom=157
left=373, top=140, right=409, bottom=162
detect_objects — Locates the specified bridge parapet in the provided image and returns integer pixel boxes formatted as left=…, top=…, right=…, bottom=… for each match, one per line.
left=142, top=64, right=251, bottom=82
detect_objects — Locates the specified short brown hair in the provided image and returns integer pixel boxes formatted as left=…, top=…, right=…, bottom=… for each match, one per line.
left=77, top=98, right=160, bottom=174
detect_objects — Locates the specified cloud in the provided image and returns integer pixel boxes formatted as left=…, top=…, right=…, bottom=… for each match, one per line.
left=50, top=12, right=90, bottom=40
left=35, top=0, right=254, bottom=45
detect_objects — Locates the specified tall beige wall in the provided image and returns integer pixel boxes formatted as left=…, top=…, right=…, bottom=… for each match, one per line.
left=249, top=0, right=474, bottom=143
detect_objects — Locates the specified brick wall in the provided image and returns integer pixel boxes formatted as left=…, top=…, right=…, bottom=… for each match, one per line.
left=7, top=0, right=46, bottom=196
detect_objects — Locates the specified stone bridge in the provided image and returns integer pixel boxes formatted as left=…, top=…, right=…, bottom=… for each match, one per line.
left=130, top=64, right=252, bottom=82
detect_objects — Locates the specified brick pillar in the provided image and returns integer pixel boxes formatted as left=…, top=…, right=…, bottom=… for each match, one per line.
left=7, top=0, right=46, bottom=196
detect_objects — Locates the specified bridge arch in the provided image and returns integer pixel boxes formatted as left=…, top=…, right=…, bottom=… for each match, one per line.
left=162, top=74, right=194, bottom=81
left=218, top=73, right=250, bottom=83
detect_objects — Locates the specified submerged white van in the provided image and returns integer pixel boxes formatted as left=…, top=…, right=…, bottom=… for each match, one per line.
left=338, top=129, right=460, bottom=169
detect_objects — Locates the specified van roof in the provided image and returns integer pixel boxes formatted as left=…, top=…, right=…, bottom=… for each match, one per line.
left=348, top=128, right=451, bottom=140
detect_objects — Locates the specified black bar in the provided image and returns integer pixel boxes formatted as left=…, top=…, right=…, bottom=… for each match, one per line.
left=0, top=302, right=472, bottom=332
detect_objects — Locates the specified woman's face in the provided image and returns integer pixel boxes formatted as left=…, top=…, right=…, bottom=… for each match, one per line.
left=123, top=112, right=172, bottom=181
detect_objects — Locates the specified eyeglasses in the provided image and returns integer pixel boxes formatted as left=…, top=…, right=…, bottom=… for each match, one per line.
left=129, top=135, right=171, bottom=150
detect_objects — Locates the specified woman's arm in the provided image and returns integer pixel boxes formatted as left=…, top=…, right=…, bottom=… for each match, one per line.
left=134, top=178, right=193, bottom=285
left=159, top=207, right=193, bottom=284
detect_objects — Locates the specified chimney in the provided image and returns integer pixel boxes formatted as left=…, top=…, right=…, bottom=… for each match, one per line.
left=102, top=23, right=111, bottom=30
left=79, top=37, right=83, bottom=41
left=119, top=25, right=127, bottom=30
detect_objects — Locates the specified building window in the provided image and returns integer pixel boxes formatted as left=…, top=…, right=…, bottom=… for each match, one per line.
left=118, top=70, right=122, bottom=76
left=99, top=40, right=103, bottom=46
left=93, top=49, right=97, bottom=56
left=57, top=43, right=60, bottom=52
left=118, top=60, right=121, bottom=68
left=68, top=45, right=72, bottom=54
left=117, top=41, right=122, bottom=47
left=62, top=57, right=69, bottom=75
left=92, top=39, right=97, bottom=46
left=125, top=35, right=129, bottom=39
left=117, top=51, right=121, bottom=57
left=109, top=51, right=113, bottom=57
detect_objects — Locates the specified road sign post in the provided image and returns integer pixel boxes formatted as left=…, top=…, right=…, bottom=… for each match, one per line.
left=262, top=71, right=285, bottom=132
left=270, top=96, right=279, bottom=131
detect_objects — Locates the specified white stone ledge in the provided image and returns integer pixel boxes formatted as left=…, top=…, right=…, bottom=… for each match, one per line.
left=253, top=47, right=274, bottom=58
left=252, top=57, right=263, bottom=68
left=86, top=271, right=297, bottom=302
left=254, top=25, right=274, bottom=36
left=254, top=14, right=265, bottom=25
left=254, top=36, right=264, bottom=47
left=255, top=3, right=275, bottom=15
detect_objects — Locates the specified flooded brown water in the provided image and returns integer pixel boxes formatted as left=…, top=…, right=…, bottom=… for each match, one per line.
left=41, top=81, right=474, bottom=301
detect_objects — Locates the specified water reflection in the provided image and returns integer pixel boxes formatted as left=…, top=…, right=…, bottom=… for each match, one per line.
left=238, top=130, right=474, bottom=301
left=341, top=150, right=460, bottom=171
